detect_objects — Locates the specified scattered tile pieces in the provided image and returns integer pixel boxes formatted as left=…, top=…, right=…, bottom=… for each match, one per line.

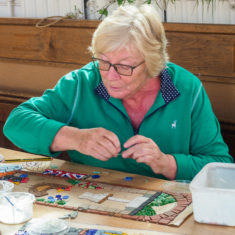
left=78, top=182, right=103, bottom=190
left=67, top=179, right=80, bottom=185
left=29, top=183, right=68, bottom=197
left=19, top=173, right=28, bottom=178
left=50, top=164, right=59, bottom=169
left=43, top=169, right=88, bottom=180
left=124, top=177, right=133, bottom=181
left=92, top=174, right=100, bottom=179
left=57, top=200, right=66, bottom=205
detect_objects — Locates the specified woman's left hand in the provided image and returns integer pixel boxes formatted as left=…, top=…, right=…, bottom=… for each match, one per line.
left=122, top=135, right=177, bottom=180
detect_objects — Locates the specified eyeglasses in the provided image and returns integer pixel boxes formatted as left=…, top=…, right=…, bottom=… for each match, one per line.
left=92, top=57, right=145, bottom=76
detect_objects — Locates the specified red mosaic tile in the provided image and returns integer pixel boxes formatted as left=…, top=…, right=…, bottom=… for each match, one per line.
left=158, top=218, right=171, bottom=225
left=144, top=216, right=151, bottom=221
left=164, top=211, right=176, bottom=217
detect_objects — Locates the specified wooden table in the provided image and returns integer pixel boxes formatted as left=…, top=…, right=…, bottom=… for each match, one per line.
left=0, top=148, right=234, bottom=235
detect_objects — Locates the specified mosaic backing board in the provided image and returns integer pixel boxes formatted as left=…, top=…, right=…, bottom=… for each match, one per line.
left=2, top=169, right=192, bottom=227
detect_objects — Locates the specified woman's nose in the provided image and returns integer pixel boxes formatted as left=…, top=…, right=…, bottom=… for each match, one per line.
left=106, top=66, right=120, bottom=80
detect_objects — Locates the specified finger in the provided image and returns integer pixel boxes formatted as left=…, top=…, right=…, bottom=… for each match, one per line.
left=123, top=135, right=150, bottom=149
left=91, top=144, right=112, bottom=161
left=135, top=155, right=162, bottom=174
left=122, top=143, right=151, bottom=159
left=89, top=147, right=109, bottom=161
left=98, top=136, right=119, bottom=157
left=92, top=153, right=110, bottom=161
left=135, top=155, right=158, bottom=167
left=135, top=155, right=154, bottom=164
left=100, top=128, right=121, bottom=152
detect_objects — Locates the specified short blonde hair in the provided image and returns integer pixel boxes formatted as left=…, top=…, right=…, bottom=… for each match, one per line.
left=90, top=4, right=168, bottom=78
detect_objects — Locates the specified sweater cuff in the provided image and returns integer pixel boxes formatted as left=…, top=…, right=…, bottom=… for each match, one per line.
left=173, top=153, right=192, bottom=180
left=38, top=120, right=66, bottom=156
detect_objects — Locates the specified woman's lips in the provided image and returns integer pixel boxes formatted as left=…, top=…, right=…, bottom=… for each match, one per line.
left=109, top=85, right=122, bottom=90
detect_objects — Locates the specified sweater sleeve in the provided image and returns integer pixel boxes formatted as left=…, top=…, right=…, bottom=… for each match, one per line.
left=174, top=84, right=233, bottom=180
left=3, top=71, right=79, bottom=156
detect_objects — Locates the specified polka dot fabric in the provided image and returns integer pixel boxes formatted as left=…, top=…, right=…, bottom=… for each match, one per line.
left=94, top=80, right=110, bottom=101
left=160, top=69, right=180, bottom=104
left=94, top=68, right=180, bottom=104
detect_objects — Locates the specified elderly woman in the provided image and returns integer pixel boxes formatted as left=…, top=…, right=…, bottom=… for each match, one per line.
left=3, top=5, right=233, bottom=180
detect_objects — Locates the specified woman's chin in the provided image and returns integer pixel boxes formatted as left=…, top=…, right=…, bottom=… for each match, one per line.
left=108, top=89, right=127, bottom=99
left=109, top=92, right=125, bottom=99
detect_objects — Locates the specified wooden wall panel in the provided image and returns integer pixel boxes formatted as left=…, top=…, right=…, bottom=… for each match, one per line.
left=0, top=19, right=234, bottom=80
left=0, top=19, right=234, bottom=157
left=0, top=26, right=93, bottom=65
left=0, top=62, right=71, bottom=97
left=203, top=81, right=235, bottom=124
left=166, top=32, right=235, bottom=79
left=0, top=18, right=97, bottom=67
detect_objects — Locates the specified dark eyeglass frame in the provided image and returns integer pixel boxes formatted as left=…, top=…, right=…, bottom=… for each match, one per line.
left=92, top=57, right=145, bottom=76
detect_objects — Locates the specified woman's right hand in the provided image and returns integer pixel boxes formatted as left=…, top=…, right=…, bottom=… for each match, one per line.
left=50, top=126, right=121, bottom=161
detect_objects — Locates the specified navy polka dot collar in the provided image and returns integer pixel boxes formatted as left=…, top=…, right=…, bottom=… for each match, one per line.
left=94, top=68, right=180, bottom=104
left=159, top=68, right=180, bottom=104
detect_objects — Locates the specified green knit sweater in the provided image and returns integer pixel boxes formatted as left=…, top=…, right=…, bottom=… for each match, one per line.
left=3, top=62, right=233, bottom=180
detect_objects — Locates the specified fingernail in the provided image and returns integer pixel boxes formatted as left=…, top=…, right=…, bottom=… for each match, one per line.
left=115, top=152, right=121, bottom=157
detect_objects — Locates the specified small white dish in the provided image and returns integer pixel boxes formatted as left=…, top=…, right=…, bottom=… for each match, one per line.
left=0, top=154, right=4, bottom=162
left=0, top=180, right=14, bottom=193
left=26, top=218, right=69, bottom=235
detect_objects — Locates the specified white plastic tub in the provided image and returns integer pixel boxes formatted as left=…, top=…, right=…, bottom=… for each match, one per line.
left=0, top=192, right=35, bottom=224
left=190, top=162, right=235, bottom=226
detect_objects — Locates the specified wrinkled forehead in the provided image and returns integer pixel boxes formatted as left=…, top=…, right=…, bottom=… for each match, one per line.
left=97, top=43, right=143, bottom=60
